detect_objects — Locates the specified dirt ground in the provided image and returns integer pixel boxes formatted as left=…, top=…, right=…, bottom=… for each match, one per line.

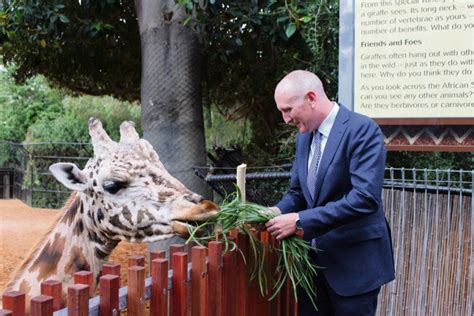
left=0, top=199, right=148, bottom=296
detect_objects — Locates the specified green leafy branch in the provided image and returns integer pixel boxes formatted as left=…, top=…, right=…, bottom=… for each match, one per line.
left=186, top=190, right=319, bottom=310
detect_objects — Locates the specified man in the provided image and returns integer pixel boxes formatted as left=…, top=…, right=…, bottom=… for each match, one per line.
left=266, top=70, right=395, bottom=315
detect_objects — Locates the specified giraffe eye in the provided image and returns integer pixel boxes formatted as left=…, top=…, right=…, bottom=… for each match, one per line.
left=103, top=180, right=127, bottom=194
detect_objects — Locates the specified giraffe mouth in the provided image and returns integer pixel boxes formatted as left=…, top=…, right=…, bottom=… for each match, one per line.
left=171, top=220, right=213, bottom=238
left=170, top=200, right=219, bottom=237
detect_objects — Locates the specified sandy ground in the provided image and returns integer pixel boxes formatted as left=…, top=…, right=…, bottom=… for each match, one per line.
left=0, top=199, right=149, bottom=296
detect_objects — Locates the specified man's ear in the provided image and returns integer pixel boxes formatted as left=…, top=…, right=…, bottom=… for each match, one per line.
left=49, top=163, right=88, bottom=192
left=306, top=91, right=317, bottom=104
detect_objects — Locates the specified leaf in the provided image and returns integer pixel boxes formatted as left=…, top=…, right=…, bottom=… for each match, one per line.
left=183, top=16, right=192, bottom=26
left=39, top=39, right=46, bottom=48
left=276, top=16, right=289, bottom=23
left=59, top=15, right=70, bottom=23
left=285, top=23, right=296, bottom=38
left=299, top=16, right=312, bottom=23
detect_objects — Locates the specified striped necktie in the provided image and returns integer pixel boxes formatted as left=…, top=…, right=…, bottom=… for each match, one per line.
left=307, top=131, right=322, bottom=200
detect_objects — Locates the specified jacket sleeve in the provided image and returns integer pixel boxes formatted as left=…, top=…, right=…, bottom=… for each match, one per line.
left=298, top=120, right=386, bottom=240
left=275, top=135, right=307, bottom=214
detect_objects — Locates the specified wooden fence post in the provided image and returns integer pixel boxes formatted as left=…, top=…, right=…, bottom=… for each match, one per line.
left=281, top=277, right=298, bottom=316
left=171, top=252, right=188, bottom=316
left=191, top=246, right=208, bottom=316
left=67, top=284, right=89, bottom=316
left=150, top=258, right=168, bottom=316
left=127, top=266, right=145, bottom=316
left=74, top=271, right=94, bottom=297
left=40, top=280, right=62, bottom=311
left=2, top=291, right=25, bottom=316
left=258, top=230, right=271, bottom=316
left=269, top=236, right=281, bottom=316
left=99, top=275, right=119, bottom=316
left=102, top=263, right=121, bottom=277
left=30, top=295, right=53, bottom=316
left=248, top=229, right=261, bottom=316
left=222, top=236, right=237, bottom=316
left=236, top=232, right=249, bottom=316
left=208, top=241, right=223, bottom=316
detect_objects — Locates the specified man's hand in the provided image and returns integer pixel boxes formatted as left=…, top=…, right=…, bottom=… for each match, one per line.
left=265, top=213, right=298, bottom=240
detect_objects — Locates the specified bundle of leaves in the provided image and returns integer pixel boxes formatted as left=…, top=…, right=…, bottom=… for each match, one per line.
left=187, top=191, right=318, bottom=309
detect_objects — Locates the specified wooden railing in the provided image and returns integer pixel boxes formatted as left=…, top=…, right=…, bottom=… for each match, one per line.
left=1, top=231, right=298, bottom=316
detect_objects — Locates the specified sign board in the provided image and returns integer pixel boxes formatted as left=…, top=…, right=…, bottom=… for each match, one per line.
left=339, top=0, right=473, bottom=151
left=354, top=0, right=473, bottom=118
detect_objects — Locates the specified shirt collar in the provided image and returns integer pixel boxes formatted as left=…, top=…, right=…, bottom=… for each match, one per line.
left=317, top=102, right=339, bottom=138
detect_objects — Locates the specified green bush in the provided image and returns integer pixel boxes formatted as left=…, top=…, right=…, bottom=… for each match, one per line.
left=0, top=66, right=64, bottom=143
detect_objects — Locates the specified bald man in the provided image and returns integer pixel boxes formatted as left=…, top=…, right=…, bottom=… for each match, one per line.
left=266, top=70, right=395, bottom=315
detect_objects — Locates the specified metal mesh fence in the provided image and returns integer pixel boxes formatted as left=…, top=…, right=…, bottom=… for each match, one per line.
left=196, top=166, right=472, bottom=205
left=0, top=141, right=92, bottom=208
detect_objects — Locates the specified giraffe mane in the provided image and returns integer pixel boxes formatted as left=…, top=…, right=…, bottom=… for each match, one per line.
left=5, top=193, right=78, bottom=288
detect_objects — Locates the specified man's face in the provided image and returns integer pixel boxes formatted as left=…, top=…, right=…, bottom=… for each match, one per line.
left=276, top=94, right=315, bottom=133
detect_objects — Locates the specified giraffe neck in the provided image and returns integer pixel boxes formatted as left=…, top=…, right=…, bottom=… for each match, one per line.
left=6, top=193, right=119, bottom=302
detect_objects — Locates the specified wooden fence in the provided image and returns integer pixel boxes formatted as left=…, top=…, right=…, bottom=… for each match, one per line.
left=377, top=187, right=472, bottom=315
left=0, top=231, right=298, bottom=316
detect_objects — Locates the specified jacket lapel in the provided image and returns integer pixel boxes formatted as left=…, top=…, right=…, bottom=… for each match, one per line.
left=312, top=106, right=350, bottom=206
left=298, top=132, right=313, bottom=203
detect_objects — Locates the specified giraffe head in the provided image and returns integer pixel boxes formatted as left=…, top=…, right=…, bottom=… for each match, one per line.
left=49, top=118, right=218, bottom=242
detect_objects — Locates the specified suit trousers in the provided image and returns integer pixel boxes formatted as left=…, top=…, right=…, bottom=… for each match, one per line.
left=297, top=252, right=381, bottom=316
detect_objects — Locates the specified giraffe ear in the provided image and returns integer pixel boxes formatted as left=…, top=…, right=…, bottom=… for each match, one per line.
left=49, top=163, right=88, bottom=192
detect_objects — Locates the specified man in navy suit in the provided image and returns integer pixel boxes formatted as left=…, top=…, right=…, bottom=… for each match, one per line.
left=266, top=70, right=395, bottom=315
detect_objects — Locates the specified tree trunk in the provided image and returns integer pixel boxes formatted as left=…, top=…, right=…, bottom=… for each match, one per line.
left=134, top=0, right=209, bottom=197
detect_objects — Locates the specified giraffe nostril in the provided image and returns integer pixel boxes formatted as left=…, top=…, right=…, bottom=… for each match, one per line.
left=184, top=193, right=204, bottom=204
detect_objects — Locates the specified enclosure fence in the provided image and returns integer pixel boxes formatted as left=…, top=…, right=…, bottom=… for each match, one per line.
left=1, top=235, right=298, bottom=316
left=0, top=141, right=91, bottom=208
left=201, top=167, right=473, bottom=316
left=0, top=142, right=472, bottom=315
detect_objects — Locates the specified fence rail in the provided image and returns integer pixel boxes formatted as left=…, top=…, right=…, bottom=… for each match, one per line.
left=1, top=234, right=297, bottom=316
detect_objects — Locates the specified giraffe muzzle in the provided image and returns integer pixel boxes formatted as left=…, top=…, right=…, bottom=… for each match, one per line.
left=171, top=200, right=219, bottom=237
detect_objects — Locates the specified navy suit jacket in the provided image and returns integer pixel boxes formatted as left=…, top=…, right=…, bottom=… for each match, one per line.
left=276, top=105, right=395, bottom=297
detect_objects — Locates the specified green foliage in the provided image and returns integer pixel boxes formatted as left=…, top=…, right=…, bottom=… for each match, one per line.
left=204, top=103, right=252, bottom=149
left=0, top=65, right=64, bottom=142
left=27, top=95, right=141, bottom=143
left=192, top=0, right=339, bottom=155
left=298, top=0, right=339, bottom=96
left=1, top=0, right=340, bottom=160
left=0, top=0, right=140, bottom=100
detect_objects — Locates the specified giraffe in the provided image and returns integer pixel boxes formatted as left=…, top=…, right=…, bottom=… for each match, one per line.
left=5, top=117, right=218, bottom=308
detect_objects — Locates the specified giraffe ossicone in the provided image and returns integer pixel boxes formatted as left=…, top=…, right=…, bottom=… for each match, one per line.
left=5, top=117, right=218, bottom=309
